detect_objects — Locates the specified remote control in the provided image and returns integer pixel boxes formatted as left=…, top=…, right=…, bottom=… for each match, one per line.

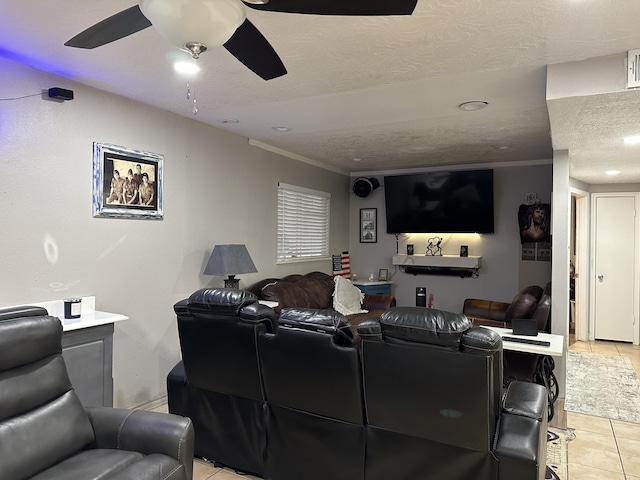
left=502, top=336, right=551, bottom=347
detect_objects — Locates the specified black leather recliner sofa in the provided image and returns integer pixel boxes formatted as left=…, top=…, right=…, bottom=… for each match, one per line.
left=357, top=308, right=548, bottom=480
left=168, top=289, right=276, bottom=476
left=0, top=305, right=194, bottom=480
left=168, top=289, right=548, bottom=480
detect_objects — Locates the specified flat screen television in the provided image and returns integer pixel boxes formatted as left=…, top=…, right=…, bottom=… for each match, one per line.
left=384, top=169, right=494, bottom=234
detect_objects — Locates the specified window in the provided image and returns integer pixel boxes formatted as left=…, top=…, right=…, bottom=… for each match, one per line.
left=277, top=182, right=330, bottom=264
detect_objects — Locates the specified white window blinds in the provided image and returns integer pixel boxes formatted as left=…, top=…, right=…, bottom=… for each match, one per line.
left=277, top=182, right=331, bottom=264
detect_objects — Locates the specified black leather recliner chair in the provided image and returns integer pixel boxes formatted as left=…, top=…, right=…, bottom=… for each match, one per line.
left=357, top=307, right=548, bottom=480
left=258, top=308, right=366, bottom=480
left=167, top=288, right=276, bottom=476
left=0, top=305, right=194, bottom=480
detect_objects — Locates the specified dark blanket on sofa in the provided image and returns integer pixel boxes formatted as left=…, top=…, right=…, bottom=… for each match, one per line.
left=247, top=271, right=396, bottom=341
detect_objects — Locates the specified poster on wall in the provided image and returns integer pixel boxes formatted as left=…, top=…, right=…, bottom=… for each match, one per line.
left=521, top=242, right=536, bottom=261
left=518, top=203, right=550, bottom=243
left=536, top=241, right=552, bottom=262
left=92, top=142, right=164, bottom=220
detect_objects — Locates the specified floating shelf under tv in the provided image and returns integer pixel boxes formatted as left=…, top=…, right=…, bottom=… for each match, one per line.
left=392, top=255, right=481, bottom=277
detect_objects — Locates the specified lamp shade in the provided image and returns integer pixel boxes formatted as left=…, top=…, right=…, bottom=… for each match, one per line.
left=204, top=244, right=257, bottom=277
left=140, top=0, right=246, bottom=51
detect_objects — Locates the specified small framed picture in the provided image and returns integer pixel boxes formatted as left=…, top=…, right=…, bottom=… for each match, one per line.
left=460, top=245, right=469, bottom=257
left=378, top=268, right=389, bottom=281
left=360, top=208, right=377, bottom=243
left=407, top=244, right=414, bottom=255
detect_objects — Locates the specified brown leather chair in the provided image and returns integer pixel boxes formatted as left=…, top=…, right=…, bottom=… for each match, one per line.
left=464, top=285, right=556, bottom=418
left=463, top=283, right=551, bottom=333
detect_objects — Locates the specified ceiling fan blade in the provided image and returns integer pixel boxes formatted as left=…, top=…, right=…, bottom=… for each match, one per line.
left=224, top=19, right=287, bottom=80
left=244, top=0, right=417, bottom=15
left=65, top=5, right=152, bottom=49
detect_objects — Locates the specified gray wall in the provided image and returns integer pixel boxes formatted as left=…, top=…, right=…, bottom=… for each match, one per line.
left=1, top=55, right=557, bottom=406
left=349, top=163, right=553, bottom=313
left=0, top=57, right=350, bottom=408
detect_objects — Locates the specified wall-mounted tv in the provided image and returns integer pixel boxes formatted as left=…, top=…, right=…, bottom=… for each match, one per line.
left=384, top=169, right=494, bottom=234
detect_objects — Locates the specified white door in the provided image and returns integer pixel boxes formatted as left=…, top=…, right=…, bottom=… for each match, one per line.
left=593, top=195, right=637, bottom=342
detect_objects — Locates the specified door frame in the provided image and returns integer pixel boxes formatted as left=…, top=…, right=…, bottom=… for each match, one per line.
left=570, top=187, right=590, bottom=341
left=589, top=192, right=640, bottom=344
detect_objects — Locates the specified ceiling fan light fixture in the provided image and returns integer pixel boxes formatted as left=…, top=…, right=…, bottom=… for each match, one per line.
left=174, top=60, right=201, bottom=75
left=140, top=0, right=246, bottom=52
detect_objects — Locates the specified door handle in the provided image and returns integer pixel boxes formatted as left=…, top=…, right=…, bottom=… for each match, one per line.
left=598, top=274, right=604, bottom=282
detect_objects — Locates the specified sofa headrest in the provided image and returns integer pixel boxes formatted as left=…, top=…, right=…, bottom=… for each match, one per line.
left=278, top=308, right=354, bottom=347
left=187, top=288, right=259, bottom=317
left=460, top=326, right=502, bottom=355
left=0, top=305, right=48, bottom=322
left=0, top=309, right=62, bottom=371
left=531, top=293, right=551, bottom=331
left=379, top=307, right=471, bottom=347
left=505, top=285, right=543, bottom=322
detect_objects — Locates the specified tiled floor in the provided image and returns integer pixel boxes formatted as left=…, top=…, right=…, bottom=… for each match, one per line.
left=565, top=339, right=640, bottom=479
left=158, top=339, right=640, bottom=480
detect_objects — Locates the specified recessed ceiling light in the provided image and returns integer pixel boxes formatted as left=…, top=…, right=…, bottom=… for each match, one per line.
left=352, top=158, right=362, bottom=162
left=173, top=61, right=200, bottom=75
left=606, top=170, right=621, bottom=176
left=272, top=126, right=292, bottom=132
left=497, top=146, right=509, bottom=150
left=221, top=118, right=239, bottom=124
left=624, top=135, right=640, bottom=145
left=458, top=101, right=488, bottom=111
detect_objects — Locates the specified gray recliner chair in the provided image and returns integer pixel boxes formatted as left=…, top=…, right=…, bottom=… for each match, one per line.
left=0, top=305, right=194, bottom=480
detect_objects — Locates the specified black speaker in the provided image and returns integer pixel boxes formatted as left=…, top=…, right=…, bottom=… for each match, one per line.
left=416, top=287, right=427, bottom=307
left=512, top=319, right=538, bottom=336
left=48, top=87, right=74, bottom=101
left=352, top=177, right=380, bottom=198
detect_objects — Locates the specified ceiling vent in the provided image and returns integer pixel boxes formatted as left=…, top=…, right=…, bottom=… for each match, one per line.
left=627, top=49, right=640, bottom=88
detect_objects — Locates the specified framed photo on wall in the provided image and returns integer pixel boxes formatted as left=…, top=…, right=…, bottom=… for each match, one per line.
left=93, top=142, right=164, bottom=220
left=360, top=208, right=377, bottom=243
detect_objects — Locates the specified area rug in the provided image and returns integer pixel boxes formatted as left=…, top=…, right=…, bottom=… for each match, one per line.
left=565, top=350, right=640, bottom=423
left=546, top=427, right=572, bottom=480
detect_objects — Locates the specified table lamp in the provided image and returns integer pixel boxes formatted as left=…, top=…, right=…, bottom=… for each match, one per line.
left=204, top=244, right=257, bottom=289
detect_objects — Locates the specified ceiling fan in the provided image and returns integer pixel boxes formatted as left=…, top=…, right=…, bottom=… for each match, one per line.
left=65, top=0, right=418, bottom=81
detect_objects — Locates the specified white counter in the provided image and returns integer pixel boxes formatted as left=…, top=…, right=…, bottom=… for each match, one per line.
left=6, top=296, right=129, bottom=331
left=2, top=296, right=127, bottom=407
left=481, top=326, right=564, bottom=357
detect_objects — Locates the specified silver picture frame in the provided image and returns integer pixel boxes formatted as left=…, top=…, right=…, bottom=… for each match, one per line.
left=92, top=142, right=164, bottom=220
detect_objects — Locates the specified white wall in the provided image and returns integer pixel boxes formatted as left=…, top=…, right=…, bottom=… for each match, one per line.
left=0, top=57, right=350, bottom=408
left=348, top=163, right=553, bottom=313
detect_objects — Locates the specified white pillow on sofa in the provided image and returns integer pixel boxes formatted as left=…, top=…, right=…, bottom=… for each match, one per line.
left=333, top=276, right=368, bottom=316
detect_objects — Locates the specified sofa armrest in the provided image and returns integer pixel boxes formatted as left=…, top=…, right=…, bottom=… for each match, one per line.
left=494, top=381, right=548, bottom=480
left=362, top=294, right=396, bottom=311
left=462, top=298, right=509, bottom=326
left=85, top=408, right=194, bottom=480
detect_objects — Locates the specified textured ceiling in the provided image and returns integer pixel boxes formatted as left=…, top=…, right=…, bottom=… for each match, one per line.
left=2, top=0, right=640, bottom=181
